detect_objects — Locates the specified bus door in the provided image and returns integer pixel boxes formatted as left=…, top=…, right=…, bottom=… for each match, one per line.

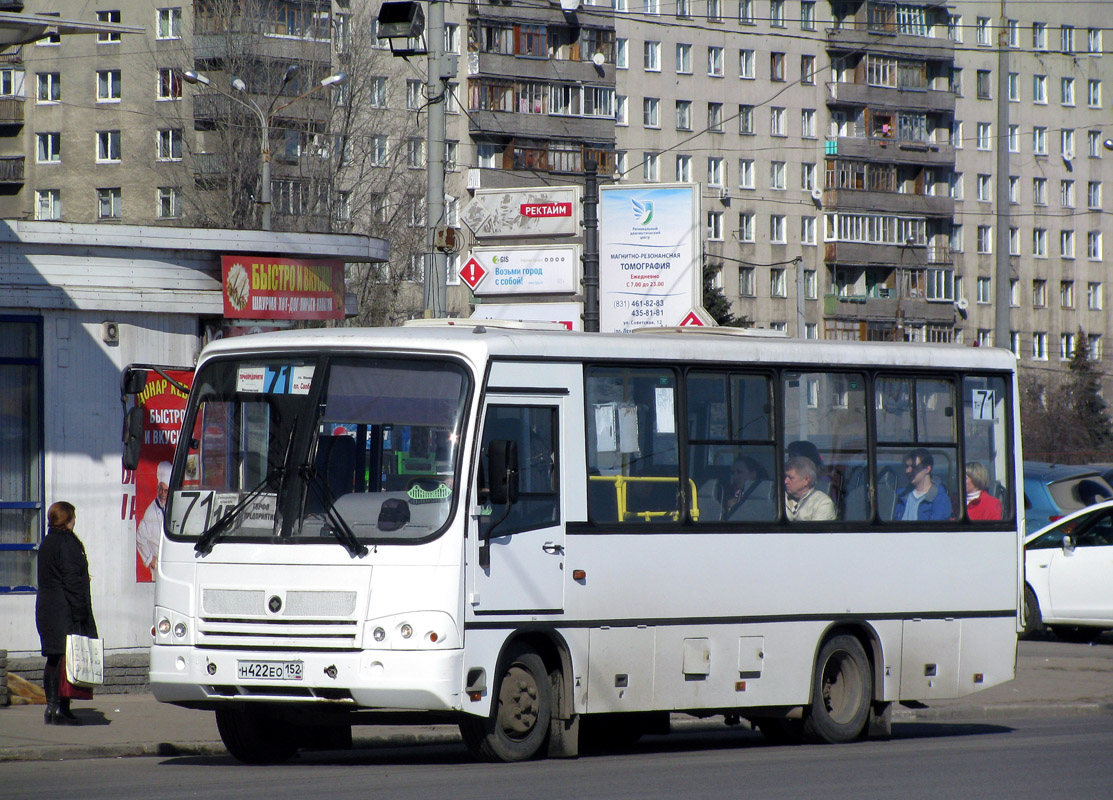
left=471, top=392, right=565, bottom=614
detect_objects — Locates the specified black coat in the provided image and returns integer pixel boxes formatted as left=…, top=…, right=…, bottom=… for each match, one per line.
left=35, top=526, right=98, bottom=656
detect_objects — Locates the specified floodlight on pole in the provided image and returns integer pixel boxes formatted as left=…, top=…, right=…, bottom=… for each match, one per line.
left=182, top=67, right=347, bottom=231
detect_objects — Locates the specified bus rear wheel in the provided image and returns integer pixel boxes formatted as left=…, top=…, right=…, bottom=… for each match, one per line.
left=215, top=707, right=299, bottom=764
left=801, top=634, right=872, bottom=744
left=460, top=644, right=553, bottom=762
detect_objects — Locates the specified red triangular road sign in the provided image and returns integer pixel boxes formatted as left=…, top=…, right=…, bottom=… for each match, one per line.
left=460, top=257, right=487, bottom=290
left=679, top=311, right=704, bottom=326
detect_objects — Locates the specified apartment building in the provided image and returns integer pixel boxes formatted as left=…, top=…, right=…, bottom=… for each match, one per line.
left=1, top=2, right=1109, bottom=384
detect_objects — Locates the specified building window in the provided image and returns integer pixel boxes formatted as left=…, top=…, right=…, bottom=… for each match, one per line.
left=1061, top=129, right=1075, bottom=159
left=1033, top=127, right=1047, bottom=155
left=1061, top=179, right=1075, bottom=208
left=739, top=266, right=755, bottom=295
left=1062, top=24, right=1075, bottom=52
left=1088, top=282, right=1103, bottom=310
left=707, top=211, right=723, bottom=240
left=0, top=317, right=43, bottom=590
left=770, top=107, right=785, bottom=136
left=739, top=0, right=754, bottom=24
left=157, top=186, right=180, bottom=218
left=1007, top=125, right=1019, bottom=153
left=1009, top=176, right=1019, bottom=203
left=1033, top=22, right=1047, bottom=50
left=97, top=70, right=122, bottom=102
left=407, top=138, right=424, bottom=168
left=615, top=39, right=627, bottom=68
left=770, top=0, right=785, bottom=26
left=406, top=80, right=423, bottom=110
left=96, top=130, right=121, bottom=162
left=977, top=122, right=991, bottom=150
left=770, top=215, right=786, bottom=244
left=675, top=43, right=691, bottom=74
left=675, top=100, right=691, bottom=130
left=35, top=189, right=60, bottom=219
left=1009, top=227, right=1020, bottom=255
left=801, top=1, right=816, bottom=30
left=1089, top=231, right=1103, bottom=260
left=1007, top=73, right=1019, bottom=101
left=707, top=46, right=723, bottom=77
left=707, top=102, right=723, bottom=132
left=1007, top=19, right=1019, bottom=47
left=644, top=41, right=660, bottom=71
left=1033, top=279, right=1047, bottom=308
left=1033, top=177, right=1047, bottom=205
left=36, top=72, right=60, bottom=103
left=770, top=161, right=785, bottom=190
left=675, top=154, right=691, bottom=182
left=97, top=187, right=122, bottom=219
left=770, top=52, right=785, bottom=81
left=157, top=7, right=182, bottom=39
left=1061, top=280, right=1075, bottom=309
left=977, top=225, right=992, bottom=254
left=97, top=10, right=121, bottom=43
left=157, top=129, right=182, bottom=161
left=36, top=132, right=60, bottom=163
left=1089, top=335, right=1102, bottom=361
left=1088, top=80, right=1102, bottom=108
left=1033, top=228, right=1047, bottom=257
left=157, top=68, right=181, bottom=101
left=1061, top=333, right=1076, bottom=360
left=643, top=152, right=659, bottom=181
left=1062, top=77, right=1075, bottom=106
left=977, top=277, right=992, bottom=304
left=976, top=17, right=991, bottom=46
left=1033, top=75, right=1046, bottom=104
left=707, top=156, right=723, bottom=187
left=976, top=70, right=991, bottom=99
left=801, top=108, right=816, bottom=138
left=675, top=0, right=690, bottom=17
left=739, top=159, right=754, bottom=189
left=768, top=267, right=787, bottom=299
left=738, top=105, right=753, bottom=134
left=801, top=54, right=816, bottom=84
left=615, top=95, right=627, bottom=125
left=801, top=162, right=815, bottom=191
left=643, top=97, right=659, bottom=128
left=1088, top=28, right=1103, bottom=54
left=1090, top=131, right=1102, bottom=158
left=739, top=49, right=754, bottom=79
left=802, top=218, right=816, bottom=246
left=1032, top=332, right=1048, bottom=361
left=738, top=212, right=754, bottom=242
left=977, top=174, right=991, bottom=202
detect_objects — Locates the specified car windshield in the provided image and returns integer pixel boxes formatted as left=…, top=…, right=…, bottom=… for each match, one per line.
left=166, top=355, right=470, bottom=546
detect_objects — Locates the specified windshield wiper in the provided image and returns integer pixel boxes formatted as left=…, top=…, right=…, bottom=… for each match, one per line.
left=301, top=463, right=369, bottom=558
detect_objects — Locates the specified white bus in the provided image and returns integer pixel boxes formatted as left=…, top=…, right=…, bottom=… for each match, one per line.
left=150, top=322, right=1022, bottom=763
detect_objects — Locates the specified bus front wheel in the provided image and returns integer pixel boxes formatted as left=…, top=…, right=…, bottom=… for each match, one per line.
left=215, top=707, right=299, bottom=764
left=460, top=644, right=553, bottom=762
left=802, top=634, right=872, bottom=744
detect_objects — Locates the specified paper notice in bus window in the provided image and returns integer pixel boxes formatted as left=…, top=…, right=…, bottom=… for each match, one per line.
left=240, top=494, right=277, bottom=528
left=618, top=403, right=640, bottom=454
left=655, top=388, right=675, bottom=434
left=290, top=365, right=314, bottom=394
left=595, top=403, right=617, bottom=452
left=237, top=366, right=266, bottom=393
left=971, top=389, right=996, bottom=421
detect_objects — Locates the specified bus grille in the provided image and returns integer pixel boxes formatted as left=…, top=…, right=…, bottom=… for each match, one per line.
left=198, top=588, right=361, bottom=650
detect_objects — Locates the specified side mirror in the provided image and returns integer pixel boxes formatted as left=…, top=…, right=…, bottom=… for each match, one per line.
left=123, top=406, right=144, bottom=471
left=1062, top=534, right=1076, bottom=554
left=487, top=439, right=519, bottom=505
left=122, top=368, right=147, bottom=396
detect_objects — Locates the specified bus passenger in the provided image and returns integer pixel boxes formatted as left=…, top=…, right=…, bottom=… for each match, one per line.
left=787, top=440, right=838, bottom=505
left=894, top=448, right=952, bottom=521
left=784, top=456, right=837, bottom=522
left=965, top=461, right=1003, bottom=521
left=723, top=456, right=773, bottom=520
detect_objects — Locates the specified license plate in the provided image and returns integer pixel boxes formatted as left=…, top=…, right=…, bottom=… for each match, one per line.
left=236, top=660, right=303, bottom=681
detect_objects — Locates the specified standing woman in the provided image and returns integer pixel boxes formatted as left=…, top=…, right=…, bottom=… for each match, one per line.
left=35, top=501, right=98, bottom=725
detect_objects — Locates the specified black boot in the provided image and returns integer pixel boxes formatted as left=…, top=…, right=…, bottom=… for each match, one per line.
left=42, top=664, right=59, bottom=725
left=57, top=697, right=82, bottom=725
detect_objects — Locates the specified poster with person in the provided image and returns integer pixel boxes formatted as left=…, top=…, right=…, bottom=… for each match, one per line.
left=134, top=369, right=193, bottom=582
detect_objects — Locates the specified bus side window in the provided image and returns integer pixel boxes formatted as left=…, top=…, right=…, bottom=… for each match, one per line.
left=962, top=375, right=1013, bottom=522
left=481, top=405, right=560, bottom=534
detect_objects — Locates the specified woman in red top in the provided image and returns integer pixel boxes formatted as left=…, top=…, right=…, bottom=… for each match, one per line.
left=965, top=461, right=1003, bottom=521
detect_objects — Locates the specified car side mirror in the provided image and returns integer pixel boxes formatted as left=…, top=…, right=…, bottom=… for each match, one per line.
left=122, top=405, right=144, bottom=471
left=1062, top=534, right=1075, bottom=554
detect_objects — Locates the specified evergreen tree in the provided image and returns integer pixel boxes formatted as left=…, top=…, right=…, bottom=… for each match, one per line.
left=1068, top=329, right=1113, bottom=451
left=703, top=264, right=751, bottom=327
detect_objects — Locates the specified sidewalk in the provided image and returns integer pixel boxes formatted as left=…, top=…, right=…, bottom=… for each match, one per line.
left=2, top=639, right=1111, bottom=762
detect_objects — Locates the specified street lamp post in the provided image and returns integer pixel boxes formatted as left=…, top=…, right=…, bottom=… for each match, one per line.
left=183, top=67, right=347, bottom=231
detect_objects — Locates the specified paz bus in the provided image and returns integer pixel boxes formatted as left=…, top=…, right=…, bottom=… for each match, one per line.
left=150, top=321, right=1022, bottom=762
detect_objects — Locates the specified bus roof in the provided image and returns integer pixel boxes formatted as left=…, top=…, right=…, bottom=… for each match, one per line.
left=198, top=323, right=1017, bottom=373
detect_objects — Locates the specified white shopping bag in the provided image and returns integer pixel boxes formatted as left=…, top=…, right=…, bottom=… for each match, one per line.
left=65, top=634, right=105, bottom=687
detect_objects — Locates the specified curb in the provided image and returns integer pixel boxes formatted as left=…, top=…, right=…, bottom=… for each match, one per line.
left=3, top=704, right=1111, bottom=763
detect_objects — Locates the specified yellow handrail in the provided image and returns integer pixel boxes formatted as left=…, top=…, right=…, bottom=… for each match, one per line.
left=589, top=474, right=699, bottom=521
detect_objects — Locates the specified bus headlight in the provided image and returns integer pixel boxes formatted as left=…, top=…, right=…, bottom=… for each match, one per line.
left=157, top=618, right=172, bottom=635
left=373, top=627, right=386, bottom=642
left=173, top=622, right=188, bottom=639
left=154, top=606, right=193, bottom=645
left=363, top=612, right=460, bottom=650
left=400, top=623, right=413, bottom=639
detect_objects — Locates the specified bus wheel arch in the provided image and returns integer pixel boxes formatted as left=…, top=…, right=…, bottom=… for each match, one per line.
left=460, top=631, right=569, bottom=762
left=215, top=705, right=300, bottom=764
left=802, top=625, right=877, bottom=744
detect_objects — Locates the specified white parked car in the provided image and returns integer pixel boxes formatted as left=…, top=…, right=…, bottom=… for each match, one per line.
left=1024, top=499, right=1113, bottom=642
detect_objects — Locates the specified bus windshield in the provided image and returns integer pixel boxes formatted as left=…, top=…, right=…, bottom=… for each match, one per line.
left=166, top=355, right=470, bottom=548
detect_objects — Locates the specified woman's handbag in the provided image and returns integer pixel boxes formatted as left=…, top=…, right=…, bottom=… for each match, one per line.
left=64, top=633, right=104, bottom=688
left=59, top=657, right=94, bottom=700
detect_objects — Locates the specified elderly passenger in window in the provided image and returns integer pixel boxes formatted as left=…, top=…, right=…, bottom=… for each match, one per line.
left=784, top=456, right=836, bottom=522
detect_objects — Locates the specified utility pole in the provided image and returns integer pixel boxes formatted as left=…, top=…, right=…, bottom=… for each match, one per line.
left=581, top=160, right=600, bottom=332
left=424, top=0, right=448, bottom=318
left=994, top=1, right=1011, bottom=350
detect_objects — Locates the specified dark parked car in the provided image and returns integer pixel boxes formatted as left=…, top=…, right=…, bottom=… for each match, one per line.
left=1023, top=462, right=1113, bottom=534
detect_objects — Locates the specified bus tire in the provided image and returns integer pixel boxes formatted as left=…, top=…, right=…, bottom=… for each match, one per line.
left=215, top=707, right=299, bottom=764
left=1022, top=585, right=1043, bottom=637
left=801, top=634, right=872, bottom=744
left=460, top=644, right=552, bottom=762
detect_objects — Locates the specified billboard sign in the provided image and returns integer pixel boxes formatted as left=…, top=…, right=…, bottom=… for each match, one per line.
left=465, top=244, right=579, bottom=296
left=221, top=256, right=345, bottom=320
left=462, top=187, right=580, bottom=238
left=598, top=184, right=703, bottom=333
left=471, top=302, right=583, bottom=331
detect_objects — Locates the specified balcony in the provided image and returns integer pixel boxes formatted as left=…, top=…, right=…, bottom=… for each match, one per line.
left=471, top=51, right=613, bottom=85
left=824, top=293, right=956, bottom=324
left=825, top=242, right=952, bottom=268
left=828, top=136, right=955, bottom=167
left=826, top=28, right=955, bottom=62
left=468, top=109, right=615, bottom=143
left=0, top=155, right=24, bottom=183
left=0, top=97, right=24, bottom=125
left=826, top=82, right=954, bottom=114
left=824, top=188, right=954, bottom=217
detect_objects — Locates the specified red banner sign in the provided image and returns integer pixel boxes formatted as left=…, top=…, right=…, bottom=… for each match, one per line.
left=222, top=256, right=345, bottom=320
left=520, top=202, right=572, bottom=218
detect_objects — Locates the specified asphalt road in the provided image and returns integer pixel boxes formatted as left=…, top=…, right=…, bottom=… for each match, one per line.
left=4, top=713, right=1112, bottom=800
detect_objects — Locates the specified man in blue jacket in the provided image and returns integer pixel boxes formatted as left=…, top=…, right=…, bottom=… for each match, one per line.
left=893, top=448, right=952, bottom=521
